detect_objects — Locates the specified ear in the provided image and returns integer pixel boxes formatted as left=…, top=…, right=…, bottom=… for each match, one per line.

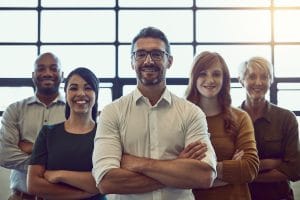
left=131, top=59, right=135, bottom=70
left=166, top=55, right=173, bottom=69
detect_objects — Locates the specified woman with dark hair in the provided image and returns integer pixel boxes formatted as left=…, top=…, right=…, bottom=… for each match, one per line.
left=27, top=67, right=106, bottom=199
left=186, top=51, right=259, bottom=200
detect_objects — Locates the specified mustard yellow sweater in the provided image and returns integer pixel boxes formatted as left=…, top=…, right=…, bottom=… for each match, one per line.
left=193, top=107, right=259, bottom=200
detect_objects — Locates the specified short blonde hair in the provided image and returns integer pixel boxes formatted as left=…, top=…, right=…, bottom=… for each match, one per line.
left=238, top=56, right=273, bottom=83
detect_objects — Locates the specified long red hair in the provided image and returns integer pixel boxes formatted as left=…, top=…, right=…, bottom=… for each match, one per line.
left=186, top=51, right=237, bottom=135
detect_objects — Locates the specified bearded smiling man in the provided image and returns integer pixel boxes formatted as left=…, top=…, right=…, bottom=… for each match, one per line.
left=92, top=26, right=217, bottom=200
left=0, top=52, right=66, bottom=200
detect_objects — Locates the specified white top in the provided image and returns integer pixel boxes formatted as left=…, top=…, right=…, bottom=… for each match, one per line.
left=92, top=88, right=216, bottom=200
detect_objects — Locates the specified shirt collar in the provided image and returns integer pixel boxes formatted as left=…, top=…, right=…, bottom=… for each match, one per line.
left=28, top=93, right=65, bottom=105
left=240, top=100, right=272, bottom=123
left=133, top=87, right=172, bottom=106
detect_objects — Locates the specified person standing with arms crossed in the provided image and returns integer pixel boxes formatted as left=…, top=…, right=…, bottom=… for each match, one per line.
left=238, top=56, right=300, bottom=200
left=92, top=26, right=217, bottom=200
left=0, top=52, right=65, bottom=200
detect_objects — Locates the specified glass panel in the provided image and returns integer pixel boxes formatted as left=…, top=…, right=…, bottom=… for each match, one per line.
left=0, top=11, right=37, bottom=42
left=119, top=10, right=193, bottom=42
left=196, top=45, right=271, bottom=78
left=0, top=87, right=34, bottom=111
left=0, top=0, right=37, bottom=7
left=274, top=0, right=300, bottom=6
left=118, top=45, right=193, bottom=78
left=196, top=0, right=270, bottom=7
left=231, top=82, right=245, bottom=107
left=42, top=0, right=115, bottom=7
left=196, top=10, right=271, bottom=42
left=274, top=10, right=300, bottom=42
left=98, top=87, right=112, bottom=111
left=41, top=10, right=115, bottom=42
left=119, top=0, right=192, bottom=7
left=0, top=46, right=37, bottom=78
left=278, top=90, right=300, bottom=111
left=277, top=83, right=300, bottom=111
left=274, top=45, right=300, bottom=77
left=41, top=45, right=115, bottom=78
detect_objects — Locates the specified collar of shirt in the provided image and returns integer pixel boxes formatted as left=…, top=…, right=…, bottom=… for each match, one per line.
left=27, top=93, right=65, bottom=106
left=133, top=88, right=172, bottom=107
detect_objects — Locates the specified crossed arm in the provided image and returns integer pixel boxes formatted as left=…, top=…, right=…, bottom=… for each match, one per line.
left=27, top=165, right=98, bottom=199
left=98, top=141, right=215, bottom=194
left=254, top=159, right=287, bottom=182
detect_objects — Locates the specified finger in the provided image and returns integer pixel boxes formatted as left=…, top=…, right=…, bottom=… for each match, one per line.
left=190, top=146, right=207, bottom=160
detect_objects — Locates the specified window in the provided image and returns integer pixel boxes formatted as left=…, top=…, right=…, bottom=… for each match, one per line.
left=1, top=0, right=300, bottom=118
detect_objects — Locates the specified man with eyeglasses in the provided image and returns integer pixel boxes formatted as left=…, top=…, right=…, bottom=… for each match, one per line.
left=92, top=26, right=217, bottom=200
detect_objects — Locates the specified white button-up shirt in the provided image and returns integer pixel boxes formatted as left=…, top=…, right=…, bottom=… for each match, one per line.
left=93, top=88, right=216, bottom=200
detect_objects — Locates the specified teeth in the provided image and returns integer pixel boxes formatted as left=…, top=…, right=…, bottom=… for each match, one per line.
left=76, top=100, right=86, bottom=104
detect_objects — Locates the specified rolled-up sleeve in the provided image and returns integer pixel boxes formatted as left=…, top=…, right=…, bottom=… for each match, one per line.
left=92, top=104, right=122, bottom=185
left=0, top=103, right=29, bottom=172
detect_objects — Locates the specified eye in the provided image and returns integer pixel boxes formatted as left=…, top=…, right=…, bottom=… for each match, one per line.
left=198, top=71, right=207, bottom=77
left=68, top=85, right=78, bottom=91
left=85, top=85, right=93, bottom=91
left=135, top=51, right=147, bottom=59
left=212, top=71, right=222, bottom=77
left=151, top=50, right=163, bottom=59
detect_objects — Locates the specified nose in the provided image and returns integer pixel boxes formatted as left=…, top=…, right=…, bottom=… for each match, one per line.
left=254, top=78, right=263, bottom=85
left=143, top=53, right=154, bottom=64
left=77, top=88, right=86, bottom=96
left=205, top=74, right=214, bottom=83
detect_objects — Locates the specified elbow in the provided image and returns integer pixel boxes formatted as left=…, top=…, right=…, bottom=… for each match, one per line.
left=194, top=168, right=216, bottom=189
left=98, top=180, right=112, bottom=194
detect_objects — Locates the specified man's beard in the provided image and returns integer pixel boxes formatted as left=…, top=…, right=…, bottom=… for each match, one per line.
left=137, top=65, right=165, bottom=86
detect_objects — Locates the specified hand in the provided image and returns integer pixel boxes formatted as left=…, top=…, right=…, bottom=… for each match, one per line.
left=179, top=141, right=207, bottom=160
left=232, top=149, right=244, bottom=160
left=18, top=140, right=33, bottom=154
left=44, top=170, right=62, bottom=183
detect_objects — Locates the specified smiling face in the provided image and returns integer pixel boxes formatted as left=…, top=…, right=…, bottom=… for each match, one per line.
left=196, top=61, right=223, bottom=100
left=242, top=65, right=271, bottom=102
left=32, top=53, right=62, bottom=96
left=66, top=74, right=96, bottom=117
left=131, top=37, right=172, bottom=88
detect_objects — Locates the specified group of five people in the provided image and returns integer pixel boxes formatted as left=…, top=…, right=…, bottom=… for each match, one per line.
left=0, top=26, right=299, bottom=200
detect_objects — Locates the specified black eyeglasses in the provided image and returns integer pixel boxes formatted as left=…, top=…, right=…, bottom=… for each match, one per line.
left=132, top=50, right=169, bottom=62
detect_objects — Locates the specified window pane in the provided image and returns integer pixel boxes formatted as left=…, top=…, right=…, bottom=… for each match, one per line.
left=0, top=87, right=34, bottom=111
left=41, top=11, right=115, bottom=42
left=0, top=46, right=37, bottom=78
left=119, top=0, right=192, bottom=7
left=0, top=0, right=37, bottom=7
left=118, top=45, right=193, bottom=78
left=274, top=10, right=300, bottom=42
left=0, top=11, right=37, bottom=42
left=274, top=0, right=300, bottom=6
left=119, top=10, right=193, bottom=42
left=274, top=45, right=300, bottom=77
left=196, top=0, right=270, bottom=7
left=42, top=0, right=115, bottom=7
left=196, top=45, right=271, bottom=78
left=98, top=87, right=112, bottom=110
left=277, top=83, right=300, bottom=111
left=41, top=45, right=116, bottom=78
left=196, top=10, right=271, bottom=42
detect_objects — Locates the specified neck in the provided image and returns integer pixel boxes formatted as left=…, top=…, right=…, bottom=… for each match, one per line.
left=199, top=97, right=221, bottom=117
left=36, top=92, right=59, bottom=106
left=138, top=82, right=166, bottom=106
left=244, top=97, right=266, bottom=121
left=65, top=114, right=95, bottom=134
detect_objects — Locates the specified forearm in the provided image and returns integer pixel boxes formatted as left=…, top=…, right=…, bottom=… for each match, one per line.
left=254, top=169, right=288, bottom=182
left=28, top=175, right=93, bottom=199
left=99, top=168, right=164, bottom=194
left=135, top=158, right=215, bottom=189
left=259, top=159, right=281, bottom=171
left=53, top=170, right=99, bottom=194
left=212, top=179, right=229, bottom=187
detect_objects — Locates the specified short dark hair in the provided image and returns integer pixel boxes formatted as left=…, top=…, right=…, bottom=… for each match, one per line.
left=131, top=26, right=171, bottom=54
left=64, top=67, right=99, bottom=121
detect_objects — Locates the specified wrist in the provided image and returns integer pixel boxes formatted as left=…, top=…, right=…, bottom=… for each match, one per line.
left=216, top=162, right=223, bottom=179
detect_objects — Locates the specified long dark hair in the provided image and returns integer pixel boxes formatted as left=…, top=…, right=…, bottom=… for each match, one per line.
left=64, top=67, right=99, bottom=121
left=186, top=51, right=237, bottom=135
